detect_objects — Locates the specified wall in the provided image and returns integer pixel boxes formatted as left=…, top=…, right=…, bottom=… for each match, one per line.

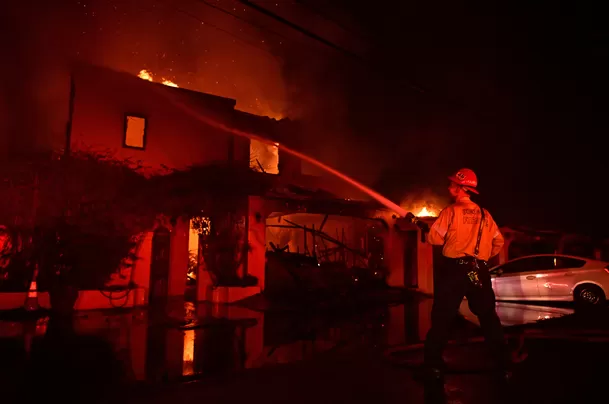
left=132, top=232, right=153, bottom=303
left=168, top=218, right=190, bottom=298
left=247, top=196, right=267, bottom=291
left=69, top=65, right=250, bottom=173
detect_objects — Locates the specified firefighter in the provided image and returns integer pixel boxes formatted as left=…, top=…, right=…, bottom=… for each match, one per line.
left=422, top=168, right=510, bottom=383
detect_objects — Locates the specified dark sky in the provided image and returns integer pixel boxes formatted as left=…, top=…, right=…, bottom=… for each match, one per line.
left=1, top=0, right=608, bottom=235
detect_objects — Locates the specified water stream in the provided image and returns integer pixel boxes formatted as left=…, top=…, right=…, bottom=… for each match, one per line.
left=155, top=86, right=408, bottom=217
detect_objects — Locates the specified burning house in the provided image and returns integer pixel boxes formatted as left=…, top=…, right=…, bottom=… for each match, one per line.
left=61, top=64, right=307, bottom=307
left=0, top=63, right=390, bottom=310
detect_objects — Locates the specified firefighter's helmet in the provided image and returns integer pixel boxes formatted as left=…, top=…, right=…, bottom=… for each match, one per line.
left=448, top=168, right=479, bottom=194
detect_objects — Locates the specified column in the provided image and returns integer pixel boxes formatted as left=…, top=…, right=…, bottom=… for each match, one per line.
left=132, top=232, right=153, bottom=306
left=417, top=229, right=434, bottom=295
left=247, top=195, right=267, bottom=290
left=168, top=217, right=189, bottom=297
left=385, top=225, right=405, bottom=288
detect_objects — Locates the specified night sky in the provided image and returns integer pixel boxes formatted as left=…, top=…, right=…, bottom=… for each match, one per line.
left=1, top=1, right=608, bottom=235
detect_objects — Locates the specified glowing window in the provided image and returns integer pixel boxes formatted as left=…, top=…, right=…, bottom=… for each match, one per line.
left=250, top=139, right=279, bottom=174
left=124, top=115, right=147, bottom=149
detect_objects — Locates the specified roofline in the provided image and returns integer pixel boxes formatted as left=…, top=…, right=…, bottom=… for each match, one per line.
left=71, top=62, right=238, bottom=109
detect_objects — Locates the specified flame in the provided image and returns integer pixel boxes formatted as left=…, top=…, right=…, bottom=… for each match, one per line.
left=137, top=69, right=153, bottom=82
left=400, top=191, right=446, bottom=218
left=161, top=79, right=179, bottom=88
left=137, top=69, right=179, bottom=88
left=250, top=140, right=279, bottom=174
left=415, top=206, right=438, bottom=217
left=182, top=329, right=195, bottom=376
left=134, top=70, right=286, bottom=120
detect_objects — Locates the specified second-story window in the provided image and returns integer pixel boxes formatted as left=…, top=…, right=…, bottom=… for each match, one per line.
left=249, top=139, right=279, bottom=174
left=124, top=115, right=147, bottom=149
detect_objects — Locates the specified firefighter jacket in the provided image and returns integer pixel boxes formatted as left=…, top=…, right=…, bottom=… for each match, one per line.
left=427, top=196, right=504, bottom=261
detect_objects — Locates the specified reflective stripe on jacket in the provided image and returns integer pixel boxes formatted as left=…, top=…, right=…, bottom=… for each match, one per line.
left=427, top=197, right=504, bottom=261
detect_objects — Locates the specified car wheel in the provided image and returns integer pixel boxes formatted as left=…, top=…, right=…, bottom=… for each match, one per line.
left=574, top=284, right=606, bottom=306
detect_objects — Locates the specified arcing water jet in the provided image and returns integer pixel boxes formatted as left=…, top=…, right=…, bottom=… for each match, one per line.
left=154, top=85, right=408, bottom=217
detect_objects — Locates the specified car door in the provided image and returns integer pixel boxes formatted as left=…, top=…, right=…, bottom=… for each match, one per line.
left=537, top=256, right=587, bottom=299
left=492, top=257, right=544, bottom=300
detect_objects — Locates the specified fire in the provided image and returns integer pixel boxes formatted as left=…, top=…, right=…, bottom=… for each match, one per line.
left=135, top=70, right=286, bottom=119
left=137, top=69, right=179, bottom=88
left=137, top=69, right=153, bottom=82
left=400, top=190, right=446, bottom=218
left=162, top=79, right=179, bottom=88
left=250, top=140, right=279, bottom=174
left=415, top=206, right=438, bottom=217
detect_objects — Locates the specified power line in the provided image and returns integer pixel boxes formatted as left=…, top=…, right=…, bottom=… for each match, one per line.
left=294, top=0, right=369, bottom=41
left=236, top=0, right=362, bottom=60
left=236, top=0, right=425, bottom=93
left=173, top=0, right=490, bottom=121
left=234, top=1, right=515, bottom=122
left=133, top=0, right=277, bottom=56
left=194, top=0, right=363, bottom=61
left=173, top=6, right=274, bottom=55
left=197, top=0, right=293, bottom=43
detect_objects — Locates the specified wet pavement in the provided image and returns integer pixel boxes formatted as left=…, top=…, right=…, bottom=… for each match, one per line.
left=1, top=294, right=608, bottom=403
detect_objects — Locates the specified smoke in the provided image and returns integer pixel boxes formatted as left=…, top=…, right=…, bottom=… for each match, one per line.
left=0, top=2, right=76, bottom=152
left=1, top=0, right=416, bottom=196
left=0, top=0, right=290, bottom=154
left=399, top=188, right=450, bottom=216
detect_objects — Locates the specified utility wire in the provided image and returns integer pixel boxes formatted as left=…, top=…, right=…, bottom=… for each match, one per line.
left=115, top=0, right=276, bottom=56
left=236, top=0, right=362, bottom=60
left=172, top=6, right=275, bottom=55
left=235, top=1, right=514, bottom=122
left=170, top=0, right=491, bottom=120
left=197, top=0, right=293, bottom=43
left=194, top=0, right=357, bottom=59
left=236, top=0, right=425, bottom=93
left=294, top=0, right=370, bottom=40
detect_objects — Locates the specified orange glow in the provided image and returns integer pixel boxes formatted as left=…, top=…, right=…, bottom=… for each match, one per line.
left=137, top=69, right=153, bottom=82
left=400, top=191, right=446, bottom=218
left=135, top=70, right=286, bottom=120
left=415, top=206, right=438, bottom=217
left=182, top=330, right=195, bottom=376
left=161, top=79, right=179, bottom=88
left=137, top=69, right=179, bottom=88
left=250, top=140, right=279, bottom=174
left=254, top=98, right=283, bottom=120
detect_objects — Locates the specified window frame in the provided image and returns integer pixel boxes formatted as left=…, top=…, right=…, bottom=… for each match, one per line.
left=552, top=256, right=586, bottom=270
left=249, top=139, right=280, bottom=175
left=495, top=256, right=554, bottom=274
left=123, top=113, right=148, bottom=150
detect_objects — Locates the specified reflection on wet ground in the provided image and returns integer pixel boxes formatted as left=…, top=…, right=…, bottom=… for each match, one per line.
left=0, top=296, right=605, bottom=403
left=0, top=301, right=402, bottom=388
left=460, top=301, right=575, bottom=327
left=0, top=298, right=427, bottom=394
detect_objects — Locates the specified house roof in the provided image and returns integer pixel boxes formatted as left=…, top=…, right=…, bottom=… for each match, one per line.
left=71, top=63, right=291, bottom=143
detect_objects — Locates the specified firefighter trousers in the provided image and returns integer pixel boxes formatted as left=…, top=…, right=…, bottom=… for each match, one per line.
left=423, top=257, right=508, bottom=371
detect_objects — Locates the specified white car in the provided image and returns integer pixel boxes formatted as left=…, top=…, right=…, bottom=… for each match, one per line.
left=489, top=254, right=609, bottom=305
